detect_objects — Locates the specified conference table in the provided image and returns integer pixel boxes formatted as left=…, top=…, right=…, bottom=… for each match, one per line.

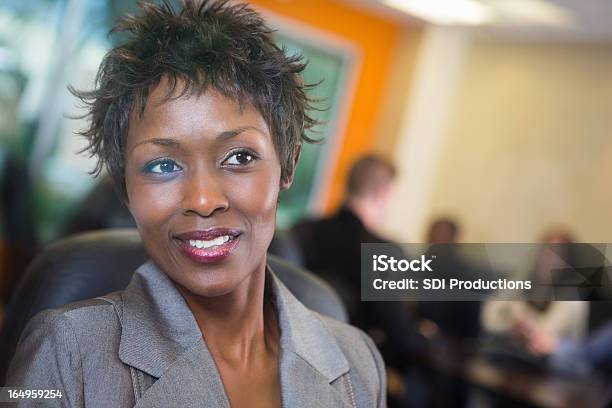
left=424, top=341, right=612, bottom=408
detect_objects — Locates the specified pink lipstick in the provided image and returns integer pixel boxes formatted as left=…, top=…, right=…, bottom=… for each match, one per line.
left=174, top=228, right=241, bottom=264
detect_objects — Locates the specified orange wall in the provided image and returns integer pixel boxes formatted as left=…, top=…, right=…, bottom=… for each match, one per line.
left=247, top=0, right=408, bottom=213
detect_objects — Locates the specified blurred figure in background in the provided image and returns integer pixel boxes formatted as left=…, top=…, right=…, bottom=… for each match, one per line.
left=0, top=151, right=37, bottom=309
left=418, top=218, right=482, bottom=340
left=291, top=154, right=427, bottom=406
left=413, top=218, right=481, bottom=408
left=482, top=228, right=590, bottom=368
left=292, top=154, right=397, bottom=315
left=427, top=217, right=459, bottom=244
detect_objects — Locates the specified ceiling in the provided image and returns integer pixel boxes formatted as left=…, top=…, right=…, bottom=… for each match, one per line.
left=347, top=0, right=612, bottom=41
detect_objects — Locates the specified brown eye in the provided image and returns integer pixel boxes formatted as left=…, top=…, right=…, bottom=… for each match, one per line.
left=224, top=150, right=256, bottom=166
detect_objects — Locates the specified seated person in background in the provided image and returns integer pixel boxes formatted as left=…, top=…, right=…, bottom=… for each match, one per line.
left=549, top=319, right=612, bottom=376
left=412, top=219, right=482, bottom=408
left=5, top=1, right=386, bottom=406
left=417, top=218, right=482, bottom=340
left=482, top=228, right=589, bottom=368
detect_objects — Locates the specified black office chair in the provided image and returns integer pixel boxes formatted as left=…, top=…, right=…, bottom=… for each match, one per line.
left=0, top=229, right=347, bottom=383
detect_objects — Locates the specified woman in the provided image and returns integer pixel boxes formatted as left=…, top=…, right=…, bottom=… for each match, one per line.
left=482, top=229, right=589, bottom=354
left=5, top=1, right=386, bottom=407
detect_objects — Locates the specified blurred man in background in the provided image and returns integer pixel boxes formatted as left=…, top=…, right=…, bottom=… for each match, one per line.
left=291, top=154, right=397, bottom=317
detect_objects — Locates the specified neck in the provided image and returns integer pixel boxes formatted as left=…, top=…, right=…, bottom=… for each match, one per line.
left=346, top=197, right=375, bottom=231
left=178, top=261, right=278, bottom=365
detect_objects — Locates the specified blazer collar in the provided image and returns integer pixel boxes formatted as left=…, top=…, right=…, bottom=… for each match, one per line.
left=119, top=259, right=349, bottom=383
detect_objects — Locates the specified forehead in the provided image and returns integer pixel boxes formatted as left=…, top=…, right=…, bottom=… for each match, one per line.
left=126, top=77, right=269, bottom=145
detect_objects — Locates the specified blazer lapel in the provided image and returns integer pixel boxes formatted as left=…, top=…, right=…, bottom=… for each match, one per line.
left=279, top=351, right=354, bottom=408
left=269, top=270, right=354, bottom=408
left=133, top=340, right=230, bottom=408
left=117, top=260, right=230, bottom=406
left=118, top=260, right=354, bottom=407
left=118, top=260, right=203, bottom=378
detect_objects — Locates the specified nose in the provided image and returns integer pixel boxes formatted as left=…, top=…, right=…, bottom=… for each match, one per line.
left=181, top=168, right=229, bottom=217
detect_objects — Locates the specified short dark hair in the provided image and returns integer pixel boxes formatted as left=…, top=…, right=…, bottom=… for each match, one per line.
left=427, top=218, right=459, bottom=243
left=72, top=0, right=318, bottom=201
left=346, top=155, right=396, bottom=198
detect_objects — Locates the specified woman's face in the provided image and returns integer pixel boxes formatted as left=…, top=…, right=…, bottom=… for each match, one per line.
left=125, top=79, right=290, bottom=297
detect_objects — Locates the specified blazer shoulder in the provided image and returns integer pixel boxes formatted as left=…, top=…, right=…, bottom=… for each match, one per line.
left=20, top=293, right=124, bottom=355
left=6, top=294, right=129, bottom=405
left=316, top=314, right=387, bottom=407
left=48, top=291, right=123, bottom=324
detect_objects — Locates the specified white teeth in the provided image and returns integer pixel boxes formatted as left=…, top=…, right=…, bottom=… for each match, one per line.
left=188, top=235, right=231, bottom=249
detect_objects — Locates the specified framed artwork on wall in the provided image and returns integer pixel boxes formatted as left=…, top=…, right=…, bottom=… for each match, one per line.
left=269, top=16, right=361, bottom=229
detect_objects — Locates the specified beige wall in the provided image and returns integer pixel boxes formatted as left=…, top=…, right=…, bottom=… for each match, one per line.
left=384, top=36, right=612, bottom=243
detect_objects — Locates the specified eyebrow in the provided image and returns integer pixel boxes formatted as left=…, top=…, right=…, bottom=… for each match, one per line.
left=217, top=126, right=267, bottom=140
left=130, top=126, right=267, bottom=153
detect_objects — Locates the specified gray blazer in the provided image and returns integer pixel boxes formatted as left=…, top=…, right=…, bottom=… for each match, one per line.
left=6, top=260, right=386, bottom=407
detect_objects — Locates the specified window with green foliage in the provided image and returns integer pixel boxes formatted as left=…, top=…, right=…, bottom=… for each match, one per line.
left=274, top=33, right=350, bottom=229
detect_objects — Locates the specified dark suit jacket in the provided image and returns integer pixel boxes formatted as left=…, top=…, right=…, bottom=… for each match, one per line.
left=291, top=207, right=426, bottom=368
left=291, top=207, right=385, bottom=313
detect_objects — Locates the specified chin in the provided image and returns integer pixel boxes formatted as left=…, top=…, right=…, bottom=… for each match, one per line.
left=147, top=234, right=269, bottom=299
left=174, top=257, right=255, bottom=298
left=184, top=271, right=246, bottom=297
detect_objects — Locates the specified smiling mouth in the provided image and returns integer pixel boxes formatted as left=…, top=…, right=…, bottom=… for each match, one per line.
left=173, top=228, right=242, bottom=263
left=186, top=235, right=234, bottom=249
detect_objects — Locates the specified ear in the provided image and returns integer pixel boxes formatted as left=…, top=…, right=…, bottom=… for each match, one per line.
left=280, top=145, right=302, bottom=191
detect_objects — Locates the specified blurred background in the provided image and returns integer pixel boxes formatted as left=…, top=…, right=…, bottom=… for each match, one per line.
left=1, top=0, right=612, bottom=406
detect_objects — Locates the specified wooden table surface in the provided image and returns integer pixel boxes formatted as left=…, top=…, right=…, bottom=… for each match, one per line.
left=426, top=343, right=612, bottom=408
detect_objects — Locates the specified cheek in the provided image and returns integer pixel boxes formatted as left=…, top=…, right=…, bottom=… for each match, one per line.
left=126, top=175, right=180, bottom=232
left=225, top=167, right=280, bottom=226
